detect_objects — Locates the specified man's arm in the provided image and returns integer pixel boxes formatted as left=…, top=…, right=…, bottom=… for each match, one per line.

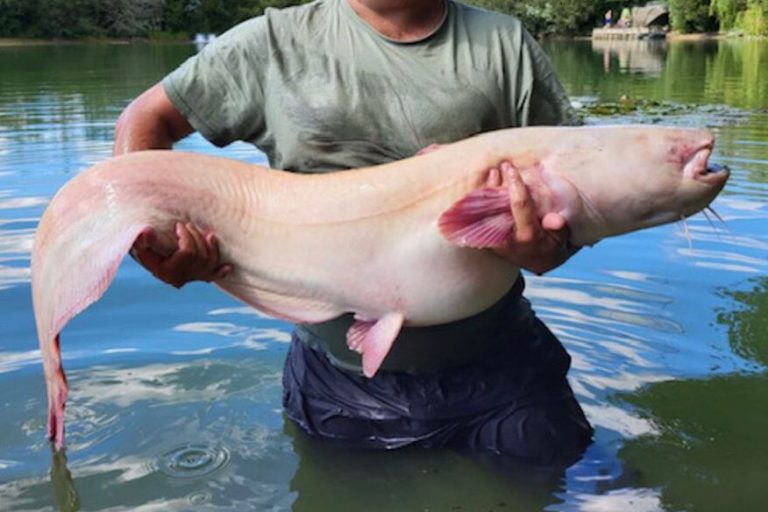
left=114, top=82, right=231, bottom=288
left=489, top=26, right=581, bottom=274
left=114, top=82, right=194, bottom=155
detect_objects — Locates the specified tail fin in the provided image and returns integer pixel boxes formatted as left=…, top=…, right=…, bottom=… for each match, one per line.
left=33, top=195, right=147, bottom=450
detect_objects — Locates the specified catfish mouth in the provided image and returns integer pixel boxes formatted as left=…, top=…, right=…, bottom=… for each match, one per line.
left=680, top=142, right=730, bottom=218
left=683, top=143, right=730, bottom=186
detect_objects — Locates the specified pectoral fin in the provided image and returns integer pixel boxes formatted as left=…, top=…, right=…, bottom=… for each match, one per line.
left=346, top=312, right=405, bottom=378
left=438, top=187, right=514, bottom=248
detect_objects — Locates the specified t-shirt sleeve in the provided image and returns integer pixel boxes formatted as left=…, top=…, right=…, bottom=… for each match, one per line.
left=515, top=29, right=581, bottom=127
left=163, top=17, right=269, bottom=147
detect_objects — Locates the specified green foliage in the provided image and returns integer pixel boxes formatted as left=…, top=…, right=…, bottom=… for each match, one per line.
left=1, top=0, right=766, bottom=39
left=669, top=0, right=717, bottom=32
left=741, top=1, right=768, bottom=34
left=465, top=0, right=630, bottom=35
left=158, top=0, right=312, bottom=35
left=0, top=0, right=312, bottom=39
left=0, top=0, right=37, bottom=37
left=463, top=0, right=544, bottom=33
left=547, top=0, right=602, bottom=35
left=710, top=0, right=768, bottom=34
left=103, top=0, right=165, bottom=37
left=32, top=0, right=106, bottom=38
left=710, top=0, right=746, bottom=30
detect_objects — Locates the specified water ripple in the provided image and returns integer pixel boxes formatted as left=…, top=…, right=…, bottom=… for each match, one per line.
left=157, top=444, right=231, bottom=479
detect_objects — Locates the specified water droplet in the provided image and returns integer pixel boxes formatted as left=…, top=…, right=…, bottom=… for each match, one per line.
left=158, top=444, right=230, bottom=479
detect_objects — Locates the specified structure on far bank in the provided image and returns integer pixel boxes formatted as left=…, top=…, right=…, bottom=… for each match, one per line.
left=593, top=2, right=670, bottom=40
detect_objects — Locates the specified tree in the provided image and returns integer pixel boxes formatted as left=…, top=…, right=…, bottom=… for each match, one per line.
left=0, top=0, right=39, bottom=37
left=5, top=0, right=763, bottom=40
left=669, top=0, right=718, bottom=32
left=105, top=0, right=165, bottom=37
left=33, top=0, right=107, bottom=38
left=464, top=1, right=640, bottom=36
left=712, top=0, right=768, bottom=34
left=710, top=0, right=746, bottom=30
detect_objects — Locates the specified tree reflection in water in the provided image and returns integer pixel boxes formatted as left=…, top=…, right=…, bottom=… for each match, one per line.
left=620, top=275, right=768, bottom=511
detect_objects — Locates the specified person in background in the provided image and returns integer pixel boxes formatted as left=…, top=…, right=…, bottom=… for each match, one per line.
left=605, top=9, right=613, bottom=27
left=113, top=0, right=593, bottom=469
left=618, top=6, right=632, bottom=27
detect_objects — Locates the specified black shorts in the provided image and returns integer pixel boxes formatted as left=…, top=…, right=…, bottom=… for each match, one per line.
left=282, top=306, right=593, bottom=468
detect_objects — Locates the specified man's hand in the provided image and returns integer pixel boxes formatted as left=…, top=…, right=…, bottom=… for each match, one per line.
left=114, top=84, right=229, bottom=287
left=132, top=222, right=232, bottom=288
left=418, top=146, right=576, bottom=274
left=491, top=161, right=576, bottom=275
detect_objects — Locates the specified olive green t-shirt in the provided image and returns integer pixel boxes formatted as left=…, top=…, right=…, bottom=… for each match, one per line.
left=163, top=0, right=578, bottom=373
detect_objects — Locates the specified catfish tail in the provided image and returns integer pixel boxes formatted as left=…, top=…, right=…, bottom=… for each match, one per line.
left=32, top=166, right=161, bottom=451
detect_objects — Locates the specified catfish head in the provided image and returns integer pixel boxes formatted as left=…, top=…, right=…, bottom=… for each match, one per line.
left=537, top=125, right=729, bottom=246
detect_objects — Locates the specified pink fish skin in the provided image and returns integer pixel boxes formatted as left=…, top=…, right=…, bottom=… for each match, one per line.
left=32, top=125, right=728, bottom=451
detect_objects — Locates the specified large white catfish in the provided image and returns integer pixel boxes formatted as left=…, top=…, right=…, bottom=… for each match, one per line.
left=33, top=125, right=728, bottom=450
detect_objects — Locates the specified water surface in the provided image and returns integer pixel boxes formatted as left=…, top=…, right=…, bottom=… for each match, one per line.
left=0, top=38, right=767, bottom=511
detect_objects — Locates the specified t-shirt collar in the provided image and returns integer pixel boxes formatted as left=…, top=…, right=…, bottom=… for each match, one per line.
left=339, top=0, right=451, bottom=46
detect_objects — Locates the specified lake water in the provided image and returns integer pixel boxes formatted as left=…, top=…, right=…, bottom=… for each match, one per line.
left=0, top=38, right=766, bottom=511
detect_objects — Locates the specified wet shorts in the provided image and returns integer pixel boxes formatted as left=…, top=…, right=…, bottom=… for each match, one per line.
left=282, top=305, right=593, bottom=467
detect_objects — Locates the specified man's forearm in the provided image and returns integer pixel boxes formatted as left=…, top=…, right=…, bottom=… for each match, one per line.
left=113, top=109, right=176, bottom=155
left=113, top=82, right=193, bottom=156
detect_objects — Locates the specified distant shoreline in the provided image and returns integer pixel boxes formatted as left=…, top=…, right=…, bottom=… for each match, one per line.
left=2, top=32, right=764, bottom=47
left=0, top=37, right=190, bottom=47
left=667, top=31, right=767, bottom=41
left=0, top=38, right=59, bottom=47
left=666, top=32, right=723, bottom=41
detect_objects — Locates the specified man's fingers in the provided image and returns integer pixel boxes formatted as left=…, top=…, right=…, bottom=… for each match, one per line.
left=489, top=167, right=576, bottom=274
left=133, top=222, right=226, bottom=287
left=205, top=233, right=231, bottom=282
left=172, top=223, right=207, bottom=268
left=205, top=232, right=219, bottom=263
left=505, top=164, right=536, bottom=243
left=174, top=222, right=191, bottom=252
left=159, top=223, right=196, bottom=281
left=542, top=212, right=568, bottom=235
left=185, top=222, right=209, bottom=261
left=486, top=167, right=501, bottom=187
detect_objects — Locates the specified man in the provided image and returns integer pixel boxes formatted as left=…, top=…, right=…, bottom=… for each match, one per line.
left=114, top=0, right=593, bottom=467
